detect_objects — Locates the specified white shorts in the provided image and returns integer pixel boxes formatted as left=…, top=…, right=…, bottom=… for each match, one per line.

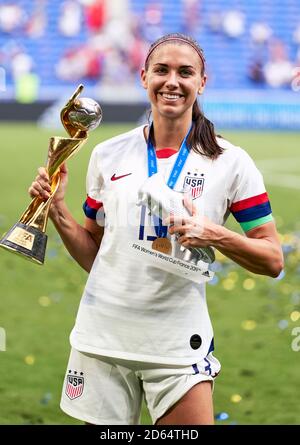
left=60, top=348, right=221, bottom=425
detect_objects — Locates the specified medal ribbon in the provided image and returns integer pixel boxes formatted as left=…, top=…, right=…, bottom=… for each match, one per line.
left=147, top=122, right=192, bottom=237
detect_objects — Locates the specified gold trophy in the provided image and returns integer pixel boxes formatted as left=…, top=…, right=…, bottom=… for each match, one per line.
left=0, top=84, right=102, bottom=264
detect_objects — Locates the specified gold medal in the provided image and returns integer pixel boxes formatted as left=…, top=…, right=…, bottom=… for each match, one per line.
left=152, top=237, right=172, bottom=255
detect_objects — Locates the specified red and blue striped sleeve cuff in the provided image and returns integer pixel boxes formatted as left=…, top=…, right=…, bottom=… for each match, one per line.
left=83, top=196, right=103, bottom=219
left=230, top=192, right=273, bottom=231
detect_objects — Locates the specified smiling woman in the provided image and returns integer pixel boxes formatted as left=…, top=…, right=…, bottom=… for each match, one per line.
left=28, top=32, right=283, bottom=426
left=141, top=34, right=223, bottom=158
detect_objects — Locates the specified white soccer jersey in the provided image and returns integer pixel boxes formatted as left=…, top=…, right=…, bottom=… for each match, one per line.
left=70, top=125, right=272, bottom=365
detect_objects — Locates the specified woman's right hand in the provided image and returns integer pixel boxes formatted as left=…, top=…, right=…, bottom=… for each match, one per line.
left=28, top=162, right=68, bottom=207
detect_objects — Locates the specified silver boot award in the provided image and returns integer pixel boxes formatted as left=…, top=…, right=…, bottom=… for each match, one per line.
left=132, top=123, right=215, bottom=284
left=136, top=171, right=215, bottom=284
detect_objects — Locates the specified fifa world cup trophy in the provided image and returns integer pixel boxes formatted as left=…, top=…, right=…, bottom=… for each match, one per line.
left=0, top=84, right=102, bottom=264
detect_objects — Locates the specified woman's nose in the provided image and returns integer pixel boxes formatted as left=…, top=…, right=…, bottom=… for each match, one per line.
left=165, top=71, right=179, bottom=88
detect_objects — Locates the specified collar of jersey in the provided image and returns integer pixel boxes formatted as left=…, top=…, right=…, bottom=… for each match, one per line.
left=142, top=125, right=178, bottom=159
left=155, top=148, right=178, bottom=159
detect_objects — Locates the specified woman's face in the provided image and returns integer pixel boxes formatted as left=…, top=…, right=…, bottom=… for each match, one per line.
left=141, top=43, right=206, bottom=121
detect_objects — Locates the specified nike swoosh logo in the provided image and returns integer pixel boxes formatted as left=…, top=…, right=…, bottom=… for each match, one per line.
left=111, top=173, right=132, bottom=181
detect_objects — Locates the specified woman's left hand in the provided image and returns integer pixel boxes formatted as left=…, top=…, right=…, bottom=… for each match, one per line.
left=164, top=196, right=222, bottom=248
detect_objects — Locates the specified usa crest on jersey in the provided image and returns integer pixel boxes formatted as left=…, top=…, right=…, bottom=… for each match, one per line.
left=65, top=370, right=84, bottom=400
left=183, top=172, right=205, bottom=200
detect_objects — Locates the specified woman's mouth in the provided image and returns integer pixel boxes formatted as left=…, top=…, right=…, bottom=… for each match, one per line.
left=159, top=92, right=184, bottom=101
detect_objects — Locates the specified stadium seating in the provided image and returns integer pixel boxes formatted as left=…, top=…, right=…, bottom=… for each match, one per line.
left=0, top=0, right=299, bottom=97
left=132, top=0, right=300, bottom=89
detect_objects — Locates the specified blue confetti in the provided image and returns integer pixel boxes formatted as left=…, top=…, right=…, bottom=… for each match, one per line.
left=40, top=392, right=52, bottom=405
left=215, top=412, right=229, bottom=421
left=210, top=261, right=223, bottom=273
left=282, top=245, right=294, bottom=254
left=208, top=275, right=219, bottom=286
left=278, top=319, right=288, bottom=330
left=47, top=249, right=58, bottom=259
left=275, top=269, right=285, bottom=280
left=291, top=293, right=300, bottom=305
left=50, top=292, right=63, bottom=303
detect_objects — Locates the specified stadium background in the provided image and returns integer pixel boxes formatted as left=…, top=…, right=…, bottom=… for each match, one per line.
left=0, top=0, right=299, bottom=425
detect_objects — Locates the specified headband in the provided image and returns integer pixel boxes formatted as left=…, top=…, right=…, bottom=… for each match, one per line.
left=145, top=36, right=206, bottom=68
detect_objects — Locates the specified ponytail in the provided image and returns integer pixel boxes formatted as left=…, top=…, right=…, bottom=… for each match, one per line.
left=187, top=101, right=224, bottom=159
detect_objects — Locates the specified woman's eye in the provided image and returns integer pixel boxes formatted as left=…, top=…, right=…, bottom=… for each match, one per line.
left=181, top=70, right=192, bottom=76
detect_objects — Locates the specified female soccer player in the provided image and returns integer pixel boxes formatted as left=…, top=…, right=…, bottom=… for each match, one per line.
left=29, top=33, right=283, bottom=425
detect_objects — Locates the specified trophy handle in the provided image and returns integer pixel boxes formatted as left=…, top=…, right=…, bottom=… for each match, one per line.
left=60, top=84, right=87, bottom=139
left=19, top=169, right=61, bottom=232
left=46, top=136, right=87, bottom=177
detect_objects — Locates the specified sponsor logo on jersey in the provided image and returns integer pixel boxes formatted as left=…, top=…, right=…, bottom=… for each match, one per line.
left=65, top=370, right=84, bottom=400
left=111, top=173, right=132, bottom=181
left=183, top=172, right=205, bottom=199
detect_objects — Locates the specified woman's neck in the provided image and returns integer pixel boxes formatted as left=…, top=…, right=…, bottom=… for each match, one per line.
left=147, top=114, right=192, bottom=150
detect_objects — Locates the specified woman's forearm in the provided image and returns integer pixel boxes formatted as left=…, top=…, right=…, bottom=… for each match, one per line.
left=49, top=201, right=100, bottom=272
left=213, top=226, right=283, bottom=278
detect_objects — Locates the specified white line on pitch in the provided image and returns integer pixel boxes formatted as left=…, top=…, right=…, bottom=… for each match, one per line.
left=262, top=173, right=300, bottom=189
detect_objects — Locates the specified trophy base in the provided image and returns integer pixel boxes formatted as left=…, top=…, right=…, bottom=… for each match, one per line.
left=0, top=222, right=47, bottom=265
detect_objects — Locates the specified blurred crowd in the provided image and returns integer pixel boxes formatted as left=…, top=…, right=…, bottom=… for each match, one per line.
left=207, top=8, right=300, bottom=89
left=0, top=0, right=300, bottom=93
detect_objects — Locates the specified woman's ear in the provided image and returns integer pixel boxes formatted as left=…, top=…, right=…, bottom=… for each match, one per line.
left=141, top=68, right=148, bottom=89
left=198, top=74, right=207, bottom=95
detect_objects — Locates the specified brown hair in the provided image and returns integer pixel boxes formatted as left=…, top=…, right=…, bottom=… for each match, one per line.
left=145, top=33, right=223, bottom=159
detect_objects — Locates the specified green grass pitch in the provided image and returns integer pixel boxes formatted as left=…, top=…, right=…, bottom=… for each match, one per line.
left=0, top=123, right=299, bottom=425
